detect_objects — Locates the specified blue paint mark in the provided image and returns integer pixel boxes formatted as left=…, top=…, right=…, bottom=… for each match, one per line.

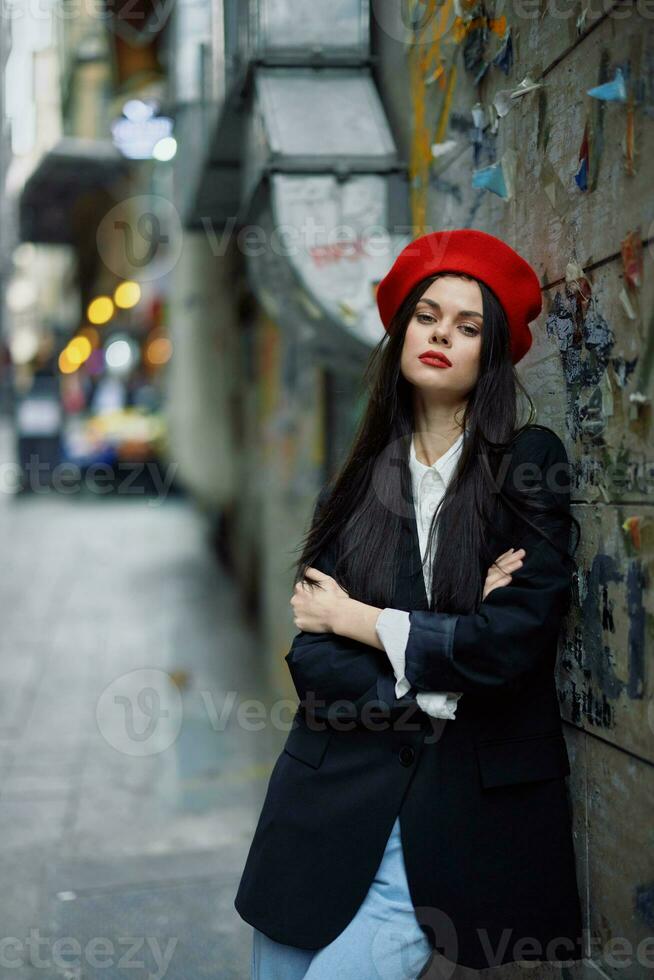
left=627, top=560, right=647, bottom=699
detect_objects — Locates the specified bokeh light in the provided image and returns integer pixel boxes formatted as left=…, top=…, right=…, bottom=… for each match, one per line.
left=114, top=281, right=141, bottom=309
left=152, top=136, right=177, bottom=161
left=145, top=336, right=172, bottom=366
left=87, top=296, right=114, bottom=325
left=66, top=335, right=92, bottom=366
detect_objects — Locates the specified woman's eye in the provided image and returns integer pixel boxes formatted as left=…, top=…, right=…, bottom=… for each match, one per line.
left=416, top=313, right=479, bottom=336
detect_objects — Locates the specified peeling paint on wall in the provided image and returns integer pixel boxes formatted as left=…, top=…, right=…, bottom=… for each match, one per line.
left=560, top=536, right=650, bottom=740
left=546, top=288, right=617, bottom=443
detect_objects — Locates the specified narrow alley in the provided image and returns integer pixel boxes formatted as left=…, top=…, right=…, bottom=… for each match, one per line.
left=0, top=422, right=276, bottom=979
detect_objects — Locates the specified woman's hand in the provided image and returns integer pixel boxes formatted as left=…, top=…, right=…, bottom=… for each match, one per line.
left=290, top=568, right=350, bottom=633
left=483, top=548, right=526, bottom=600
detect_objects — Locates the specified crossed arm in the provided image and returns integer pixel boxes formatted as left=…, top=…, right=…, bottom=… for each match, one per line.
left=285, top=429, right=574, bottom=715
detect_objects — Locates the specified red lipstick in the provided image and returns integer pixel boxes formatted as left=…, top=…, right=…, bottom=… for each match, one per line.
left=418, top=351, right=452, bottom=368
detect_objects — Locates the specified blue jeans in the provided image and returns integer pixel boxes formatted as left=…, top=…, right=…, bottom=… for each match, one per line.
left=250, top=815, right=433, bottom=980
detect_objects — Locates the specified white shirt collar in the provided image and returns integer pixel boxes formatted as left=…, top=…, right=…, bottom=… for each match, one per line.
left=409, top=429, right=465, bottom=489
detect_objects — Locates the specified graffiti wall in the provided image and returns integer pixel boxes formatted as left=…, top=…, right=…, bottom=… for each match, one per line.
left=372, top=1, right=653, bottom=975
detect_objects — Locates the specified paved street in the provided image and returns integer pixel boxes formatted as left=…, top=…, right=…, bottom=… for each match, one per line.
left=0, top=425, right=279, bottom=979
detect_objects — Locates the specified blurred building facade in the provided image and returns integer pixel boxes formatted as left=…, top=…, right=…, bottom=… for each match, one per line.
left=5, top=0, right=179, bottom=493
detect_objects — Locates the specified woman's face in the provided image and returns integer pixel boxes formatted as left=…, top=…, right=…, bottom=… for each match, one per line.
left=400, top=274, right=483, bottom=399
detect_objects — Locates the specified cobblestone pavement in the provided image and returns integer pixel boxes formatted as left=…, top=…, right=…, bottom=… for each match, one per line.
left=0, top=430, right=282, bottom=979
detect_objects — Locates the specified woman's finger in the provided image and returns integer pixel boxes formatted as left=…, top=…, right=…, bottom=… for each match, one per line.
left=496, top=556, right=524, bottom=574
left=483, top=556, right=523, bottom=593
left=494, top=547, right=526, bottom=563
left=489, top=553, right=524, bottom=574
left=486, top=562, right=522, bottom=579
left=484, top=550, right=525, bottom=577
left=483, top=574, right=513, bottom=599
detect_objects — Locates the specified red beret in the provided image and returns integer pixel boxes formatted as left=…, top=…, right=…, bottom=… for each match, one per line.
left=376, top=229, right=542, bottom=364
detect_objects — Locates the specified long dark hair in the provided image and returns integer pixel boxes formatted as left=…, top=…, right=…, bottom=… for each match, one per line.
left=290, top=272, right=580, bottom=614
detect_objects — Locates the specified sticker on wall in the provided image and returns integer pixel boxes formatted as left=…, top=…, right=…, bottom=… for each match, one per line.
left=612, top=357, right=639, bottom=389
left=587, top=67, right=627, bottom=102
left=470, top=102, right=487, bottom=129
left=491, top=27, right=513, bottom=75
left=471, top=149, right=516, bottom=199
left=492, top=75, right=543, bottom=118
left=431, top=139, right=459, bottom=161
left=576, top=4, right=589, bottom=33
left=565, top=261, right=593, bottom=328
left=619, top=287, right=637, bottom=320
left=462, top=22, right=488, bottom=84
left=471, top=161, right=506, bottom=197
left=575, top=120, right=590, bottom=191
left=622, top=515, right=643, bottom=551
left=621, top=228, right=643, bottom=290
left=629, top=391, right=649, bottom=405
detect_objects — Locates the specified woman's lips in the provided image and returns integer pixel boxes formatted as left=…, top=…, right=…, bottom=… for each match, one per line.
left=418, top=354, right=452, bottom=368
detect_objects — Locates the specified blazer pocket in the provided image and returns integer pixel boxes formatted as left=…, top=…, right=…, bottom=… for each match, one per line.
left=283, top=717, right=333, bottom=769
left=475, top=732, right=571, bottom=789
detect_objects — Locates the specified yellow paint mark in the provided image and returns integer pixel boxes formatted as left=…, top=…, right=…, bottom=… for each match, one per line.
left=625, top=94, right=635, bottom=177
left=408, top=2, right=506, bottom=230
left=434, top=61, right=457, bottom=146
left=407, top=3, right=508, bottom=232
left=489, top=15, right=507, bottom=36
left=408, top=0, right=462, bottom=233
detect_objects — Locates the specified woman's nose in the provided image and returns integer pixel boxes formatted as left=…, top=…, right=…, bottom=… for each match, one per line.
left=431, top=325, right=451, bottom=344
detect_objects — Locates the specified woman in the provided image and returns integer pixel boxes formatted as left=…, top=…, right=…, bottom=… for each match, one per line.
left=234, top=229, right=584, bottom=978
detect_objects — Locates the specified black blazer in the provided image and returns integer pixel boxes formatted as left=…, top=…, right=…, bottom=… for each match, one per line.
left=234, top=425, right=584, bottom=972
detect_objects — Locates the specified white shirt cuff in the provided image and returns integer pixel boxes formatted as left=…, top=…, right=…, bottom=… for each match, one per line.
left=375, top=608, right=412, bottom=698
left=375, top=608, right=463, bottom=720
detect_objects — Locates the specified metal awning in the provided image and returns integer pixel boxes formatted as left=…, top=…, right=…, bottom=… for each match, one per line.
left=247, top=172, right=409, bottom=360
left=181, top=51, right=409, bottom=358
left=242, top=66, right=398, bottom=209
left=250, top=0, right=369, bottom=60
left=19, top=138, right=129, bottom=244
left=183, top=64, right=400, bottom=231
left=239, top=64, right=407, bottom=356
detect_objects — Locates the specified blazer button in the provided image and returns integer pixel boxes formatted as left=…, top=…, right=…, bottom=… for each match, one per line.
left=399, top=745, right=415, bottom=767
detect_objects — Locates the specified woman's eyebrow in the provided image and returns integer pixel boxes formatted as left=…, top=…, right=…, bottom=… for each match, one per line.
left=417, top=298, right=483, bottom=320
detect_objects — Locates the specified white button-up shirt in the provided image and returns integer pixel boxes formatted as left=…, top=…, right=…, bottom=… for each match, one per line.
left=375, top=430, right=464, bottom=720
